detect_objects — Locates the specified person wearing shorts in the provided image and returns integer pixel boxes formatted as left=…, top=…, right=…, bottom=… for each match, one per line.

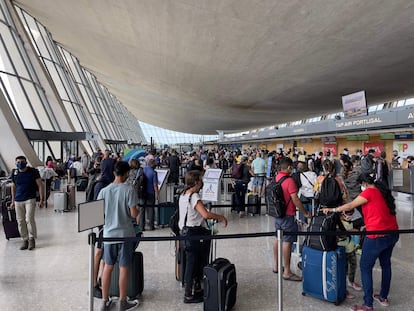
left=251, top=152, right=267, bottom=196
left=272, top=157, right=311, bottom=281
left=97, top=161, right=140, bottom=311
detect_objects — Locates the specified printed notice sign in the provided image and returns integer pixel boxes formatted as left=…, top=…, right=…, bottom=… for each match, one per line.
left=202, top=169, right=222, bottom=202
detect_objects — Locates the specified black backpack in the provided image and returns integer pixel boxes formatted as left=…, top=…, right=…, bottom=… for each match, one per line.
left=318, top=174, right=342, bottom=207
left=304, top=211, right=346, bottom=251
left=291, top=171, right=302, bottom=189
left=133, top=168, right=146, bottom=200
left=265, top=176, right=291, bottom=218
left=361, top=154, right=375, bottom=174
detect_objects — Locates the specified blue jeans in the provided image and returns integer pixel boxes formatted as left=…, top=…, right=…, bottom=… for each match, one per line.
left=360, top=234, right=399, bottom=307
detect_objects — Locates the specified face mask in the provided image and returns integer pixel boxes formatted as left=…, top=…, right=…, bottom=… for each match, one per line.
left=16, top=162, right=26, bottom=170
left=361, top=185, right=366, bottom=191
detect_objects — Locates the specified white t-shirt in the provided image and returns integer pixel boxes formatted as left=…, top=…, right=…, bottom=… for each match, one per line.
left=299, top=171, right=317, bottom=198
left=178, top=192, right=205, bottom=229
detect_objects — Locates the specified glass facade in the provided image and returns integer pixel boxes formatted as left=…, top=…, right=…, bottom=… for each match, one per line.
left=0, top=1, right=146, bottom=164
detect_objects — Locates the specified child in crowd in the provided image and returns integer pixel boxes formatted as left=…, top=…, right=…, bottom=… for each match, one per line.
left=338, top=209, right=363, bottom=296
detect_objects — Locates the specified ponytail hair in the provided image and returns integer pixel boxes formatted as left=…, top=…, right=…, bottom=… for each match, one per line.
left=358, top=172, right=396, bottom=215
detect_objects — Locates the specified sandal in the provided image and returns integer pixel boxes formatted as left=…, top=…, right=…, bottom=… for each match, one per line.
left=373, top=294, right=389, bottom=306
left=282, top=273, right=302, bottom=282
left=350, top=304, right=374, bottom=311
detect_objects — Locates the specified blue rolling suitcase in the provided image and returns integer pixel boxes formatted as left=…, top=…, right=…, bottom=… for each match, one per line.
left=157, top=202, right=175, bottom=227
left=302, top=245, right=346, bottom=305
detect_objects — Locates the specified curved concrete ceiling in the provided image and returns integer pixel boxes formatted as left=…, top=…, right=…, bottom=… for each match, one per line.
left=14, top=0, right=414, bottom=134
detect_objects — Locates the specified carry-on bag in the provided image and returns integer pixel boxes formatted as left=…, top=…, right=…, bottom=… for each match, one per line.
left=203, top=222, right=237, bottom=311
left=302, top=245, right=346, bottom=305
left=53, top=192, right=68, bottom=212
left=175, top=239, right=186, bottom=287
left=76, top=177, right=88, bottom=192
left=157, top=202, right=175, bottom=227
left=66, top=184, right=76, bottom=210
left=247, top=194, right=260, bottom=215
left=1, top=200, right=20, bottom=240
left=109, top=251, right=144, bottom=299
left=304, top=211, right=345, bottom=251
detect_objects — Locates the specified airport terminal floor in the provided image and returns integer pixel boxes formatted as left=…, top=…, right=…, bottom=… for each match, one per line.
left=0, top=189, right=413, bottom=311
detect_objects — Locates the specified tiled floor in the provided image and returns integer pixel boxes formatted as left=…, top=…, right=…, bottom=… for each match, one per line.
left=0, top=190, right=413, bottom=311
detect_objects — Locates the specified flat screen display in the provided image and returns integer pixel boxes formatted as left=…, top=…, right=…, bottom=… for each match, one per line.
left=342, top=90, right=368, bottom=118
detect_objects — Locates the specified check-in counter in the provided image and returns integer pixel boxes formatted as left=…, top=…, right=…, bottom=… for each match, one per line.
left=391, top=168, right=414, bottom=193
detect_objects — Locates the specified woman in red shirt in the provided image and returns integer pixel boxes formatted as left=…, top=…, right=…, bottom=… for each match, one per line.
left=322, top=172, right=398, bottom=311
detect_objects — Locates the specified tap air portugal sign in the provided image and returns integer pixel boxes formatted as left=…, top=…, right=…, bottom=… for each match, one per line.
left=393, top=141, right=414, bottom=159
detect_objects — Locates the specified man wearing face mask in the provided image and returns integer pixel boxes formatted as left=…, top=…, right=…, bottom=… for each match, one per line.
left=10, top=155, right=44, bottom=250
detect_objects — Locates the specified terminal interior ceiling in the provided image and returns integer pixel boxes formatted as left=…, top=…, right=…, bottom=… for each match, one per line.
left=12, top=0, right=414, bottom=134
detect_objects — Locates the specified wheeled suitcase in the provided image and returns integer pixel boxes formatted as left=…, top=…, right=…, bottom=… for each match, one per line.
left=66, top=185, right=76, bottom=210
left=53, top=192, right=68, bottom=212
left=302, top=245, right=346, bottom=305
left=175, top=240, right=186, bottom=287
left=1, top=201, right=20, bottom=240
left=157, top=202, right=175, bottom=227
left=76, top=177, right=88, bottom=192
left=203, top=220, right=237, bottom=311
left=247, top=194, right=260, bottom=215
left=109, top=251, right=144, bottom=299
left=203, top=257, right=237, bottom=311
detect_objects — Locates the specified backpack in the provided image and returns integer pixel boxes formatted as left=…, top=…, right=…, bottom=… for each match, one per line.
left=391, top=156, right=400, bottom=169
left=265, top=175, right=291, bottom=218
left=133, top=168, right=146, bottom=200
left=304, top=211, right=345, bottom=251
left=169, top=191, right=193, bottom=236
left=314, top=157, right=322, bottom=170
left=317, top=174, right=342, bottom=207
left=291, top=171, right=302, bottom=189
left=231, top=163, right=243, bottom=179
left=361, top=154, right=375, bottom=174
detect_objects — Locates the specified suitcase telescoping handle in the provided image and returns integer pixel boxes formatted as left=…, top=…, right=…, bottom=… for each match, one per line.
left=208, top=219, right=218, bottom=264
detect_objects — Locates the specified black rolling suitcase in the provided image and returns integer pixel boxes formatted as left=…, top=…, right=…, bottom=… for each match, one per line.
left=247, top=194, right=260, bottom=215
left=109, top=251, right=144, bottom=299
left=203, top=223, right=237, bottom=311
left=1, top=200, right=20, bottom=240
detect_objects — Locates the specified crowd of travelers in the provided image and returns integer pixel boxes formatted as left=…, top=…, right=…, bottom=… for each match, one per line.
left=12, top=145, right=408, bottom=310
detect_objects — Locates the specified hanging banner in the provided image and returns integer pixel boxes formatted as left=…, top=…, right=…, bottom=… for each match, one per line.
left=323, top=143, right=337, bottom=156
left=393, top=141, right=414, bottom=159
left=363, top=142, right=384, bottom=157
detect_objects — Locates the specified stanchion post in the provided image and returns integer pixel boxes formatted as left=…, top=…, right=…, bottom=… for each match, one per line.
left=277, top=229, right=283, bottom=311
left=88, top=230, right=96, bottom=311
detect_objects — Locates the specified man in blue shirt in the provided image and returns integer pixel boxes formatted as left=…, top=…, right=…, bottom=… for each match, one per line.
left=139, top=159, right=159, bottom=231
left=11, top=155, right=44, bottom=250
left=97, top=161, right=140, bottom=311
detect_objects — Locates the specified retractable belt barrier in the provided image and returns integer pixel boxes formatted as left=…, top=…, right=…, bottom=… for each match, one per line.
left=100, top=228, right=414, bottom=244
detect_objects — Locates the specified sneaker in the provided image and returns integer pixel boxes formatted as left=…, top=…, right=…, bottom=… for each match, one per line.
left=347, top=280, right=362, bottom=291
left=117, top=299, right=139, bottom=311
left=20, top=240, right=29, bottom=250
left=373, top=294, right=389, bottom=306
left=93, top=285, right=102, bottom=299
left=28, top=239, right=35, bottom=250
left=99, top=299, right=112, bottom=311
